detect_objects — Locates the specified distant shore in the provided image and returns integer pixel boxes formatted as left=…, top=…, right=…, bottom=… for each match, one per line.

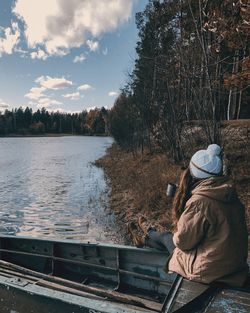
left=0, top=133, right=110, bottom=138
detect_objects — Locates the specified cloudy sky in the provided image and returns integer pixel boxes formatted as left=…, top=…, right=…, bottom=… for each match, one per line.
left=0, top=0, right=147, bottom=113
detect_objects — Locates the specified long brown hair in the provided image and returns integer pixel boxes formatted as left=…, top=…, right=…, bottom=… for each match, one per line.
left=172, top=168, right=194, bottom=232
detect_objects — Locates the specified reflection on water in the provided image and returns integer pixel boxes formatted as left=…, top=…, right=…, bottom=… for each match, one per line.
left=0, top=136, right=121, bottom=243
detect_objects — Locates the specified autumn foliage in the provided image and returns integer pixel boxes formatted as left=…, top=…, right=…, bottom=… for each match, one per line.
left=109, top=0, right=250, bottom=162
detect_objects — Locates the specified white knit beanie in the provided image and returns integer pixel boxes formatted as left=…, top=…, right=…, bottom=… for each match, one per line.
left=189, top=144, right=222, bottom=179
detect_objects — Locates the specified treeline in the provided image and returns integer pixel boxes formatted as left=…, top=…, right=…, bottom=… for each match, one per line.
left=109, top=0, right=250, bottom=161
left=0, top=107, right=109, bottom=136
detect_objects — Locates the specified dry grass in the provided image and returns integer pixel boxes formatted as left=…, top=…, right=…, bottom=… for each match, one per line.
left=96, top=146, right=182, bottom=238
left=96, top=122, right=250, bottom=249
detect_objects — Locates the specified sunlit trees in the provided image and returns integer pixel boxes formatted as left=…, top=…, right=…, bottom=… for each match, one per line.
left=0, top=107, right=109, bottom=136
left=109, top=0, right=250, bottom=162
left=86, top=107, right=107, bottom=135
left=29, top=121, right=45, bottom=134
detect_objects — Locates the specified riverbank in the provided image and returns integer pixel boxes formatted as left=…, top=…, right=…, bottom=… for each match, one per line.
left=96, top=124, right=250, bottom=250
left=95, top=145, right=181, bottom=243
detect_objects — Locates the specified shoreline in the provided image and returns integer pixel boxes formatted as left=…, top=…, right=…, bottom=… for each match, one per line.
left=97, top=143, right=250, bottom=254
left=95, top=144, right=183, bottom=243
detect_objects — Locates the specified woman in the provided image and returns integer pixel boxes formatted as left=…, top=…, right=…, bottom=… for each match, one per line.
left=129, top=144, right=249, bottom=287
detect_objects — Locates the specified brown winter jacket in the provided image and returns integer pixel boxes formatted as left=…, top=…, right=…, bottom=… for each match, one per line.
left=168, top=176, right=249, bottom=287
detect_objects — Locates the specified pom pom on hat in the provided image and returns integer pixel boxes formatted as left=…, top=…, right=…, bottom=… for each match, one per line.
left=207, top=144, right=221, bottom=157
left=189, top=144, right=222, bottom=179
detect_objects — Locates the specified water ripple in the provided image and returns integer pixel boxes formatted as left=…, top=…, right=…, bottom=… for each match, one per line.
left=0, top=136, right=122, bottom=243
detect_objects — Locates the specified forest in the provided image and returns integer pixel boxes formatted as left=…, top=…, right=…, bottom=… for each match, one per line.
left=109, top=0, right=250, bottom=162
left=0, top=107, right=108, bottom=136
left=1, top=0, right=249, bottom=150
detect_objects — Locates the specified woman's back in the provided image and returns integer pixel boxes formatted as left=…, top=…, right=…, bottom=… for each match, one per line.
left=169, top=177, right=249, bottom=287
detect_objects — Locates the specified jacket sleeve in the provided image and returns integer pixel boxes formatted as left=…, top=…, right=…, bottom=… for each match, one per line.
left=173, top=200, right=209, bottom=251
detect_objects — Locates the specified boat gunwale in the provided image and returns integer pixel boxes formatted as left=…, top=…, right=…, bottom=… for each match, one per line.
left=0, top=235, right=174, bottom=293
left=0, top=248, right=172, bottom=285
left=1, top=235, right=250, bottom=313
left=0, top=235, right=169, bottom=255
left=0, top=273, right=154, bottom=313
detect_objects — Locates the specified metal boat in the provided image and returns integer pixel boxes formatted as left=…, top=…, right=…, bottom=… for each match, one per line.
left=0, top=235, right=249, bottom=313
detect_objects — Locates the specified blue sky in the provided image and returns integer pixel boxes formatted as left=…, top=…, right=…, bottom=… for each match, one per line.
left=0, top=0, right=147, bottom=113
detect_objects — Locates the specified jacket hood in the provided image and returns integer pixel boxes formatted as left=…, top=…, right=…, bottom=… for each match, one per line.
left=191, top=176, right=236, bottom=203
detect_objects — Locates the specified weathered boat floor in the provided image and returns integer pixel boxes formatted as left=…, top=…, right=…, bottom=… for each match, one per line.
left=1, top=265, right=249, bottom=313
left=169, top=279, right=250, bottom=312
left=0, top=264, right=164, bottom=312
left=0, top=235, right=249, bottom=313
left=0, top=235, right=174, bottom=312
left=0, top=275, right=154, bottom=313
left=204, top=289, right=250, bottom=313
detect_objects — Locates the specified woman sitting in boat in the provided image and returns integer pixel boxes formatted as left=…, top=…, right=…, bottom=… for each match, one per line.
left=129, top=144, right=249, bottom=287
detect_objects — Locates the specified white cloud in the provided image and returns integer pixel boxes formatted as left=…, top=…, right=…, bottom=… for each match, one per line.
left=62, top=92, right=81, bottom=100
left=47, top=107, right=64, bottom=113
left=28, top=101, right=36, bottom=106
left=47, top=108, right=81, bottom=114
left=13, top=0, right=134, bottom=57
left=30, top=49, right=48, bottom=60
left=86, top=40, right=99, bottom=52
left=13, top=0, right=59, bottom=50
left=0, top=99, right=9, bottom=109
left=25, top=87, right=46, bottom=100
left=35, top=76, right=73, bottom=90
left=108, top=91, right=119, bottom=97
left=25, top=75, right=74, bottom=109
left=86, top=106, right=98, bottom=112
left=14, top=47, right=28, bottom=55
left=0, top=22, right=20, bottom=56
left=102, top=47, right=108, bottom=55
left=37, top=97, right=62, bottom=108
left=78, top=84, right=93, bottom=91
left=73, top=53, right=86, bottom=63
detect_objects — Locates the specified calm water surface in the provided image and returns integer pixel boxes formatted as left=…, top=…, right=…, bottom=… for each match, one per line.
left=0, top=136, right=121, bottom=243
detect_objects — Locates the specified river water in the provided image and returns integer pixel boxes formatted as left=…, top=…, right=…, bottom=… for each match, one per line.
left=0, top=136, right=121, bottom=243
